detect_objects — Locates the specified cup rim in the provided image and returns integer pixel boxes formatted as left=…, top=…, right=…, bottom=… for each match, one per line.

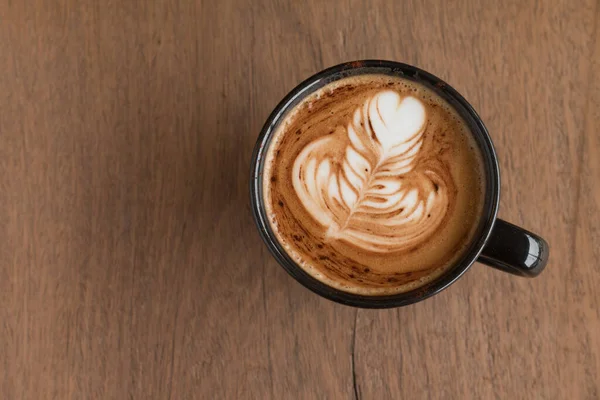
left=250, top=60, right=500, bottom=308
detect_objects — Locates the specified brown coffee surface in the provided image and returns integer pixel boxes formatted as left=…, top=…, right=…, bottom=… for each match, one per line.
left=263, top=74, right=486, bottom=295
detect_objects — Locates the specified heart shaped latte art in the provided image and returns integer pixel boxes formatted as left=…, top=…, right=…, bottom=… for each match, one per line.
left=292, top=90, right=453, bottom=253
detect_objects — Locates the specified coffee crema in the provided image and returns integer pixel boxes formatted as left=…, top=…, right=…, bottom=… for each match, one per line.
left=263, top=74, right=485, bottom=295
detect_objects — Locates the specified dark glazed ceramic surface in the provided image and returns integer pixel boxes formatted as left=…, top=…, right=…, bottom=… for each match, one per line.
left=250, top=60, right=548, bottom=308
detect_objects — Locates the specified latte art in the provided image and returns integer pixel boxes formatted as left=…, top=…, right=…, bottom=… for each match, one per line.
left=292, top=91, right=453, bottom=252
left=263, top=74, right=485, bottom=295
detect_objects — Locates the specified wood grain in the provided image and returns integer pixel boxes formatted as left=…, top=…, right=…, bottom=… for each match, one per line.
left=0, top=0, right=598, bottom=399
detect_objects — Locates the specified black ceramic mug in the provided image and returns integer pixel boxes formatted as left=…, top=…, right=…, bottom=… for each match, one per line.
left=250, top=60, right=549, bottom=308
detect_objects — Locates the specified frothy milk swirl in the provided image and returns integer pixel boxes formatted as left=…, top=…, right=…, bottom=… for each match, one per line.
left=292, top=90, right=453, bottom=253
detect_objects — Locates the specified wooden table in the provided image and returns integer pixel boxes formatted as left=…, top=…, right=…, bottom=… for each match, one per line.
left=1, top=1, right=598, bottom=398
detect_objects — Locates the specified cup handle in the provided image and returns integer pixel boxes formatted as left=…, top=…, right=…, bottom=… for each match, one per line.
left=477, top=219, right=549, bottom=277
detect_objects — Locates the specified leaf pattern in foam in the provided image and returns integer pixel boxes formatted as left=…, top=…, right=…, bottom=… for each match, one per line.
left=292, top=90, right=453, bottom=253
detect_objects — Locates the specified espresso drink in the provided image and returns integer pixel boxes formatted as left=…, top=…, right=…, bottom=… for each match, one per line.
left=263, top=74, right=485, bottom=295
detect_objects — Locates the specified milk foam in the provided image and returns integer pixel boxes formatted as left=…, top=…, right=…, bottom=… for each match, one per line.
left=263, top=74, right=486, bottom=295
left=292, top=90, right=451, bottom=252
